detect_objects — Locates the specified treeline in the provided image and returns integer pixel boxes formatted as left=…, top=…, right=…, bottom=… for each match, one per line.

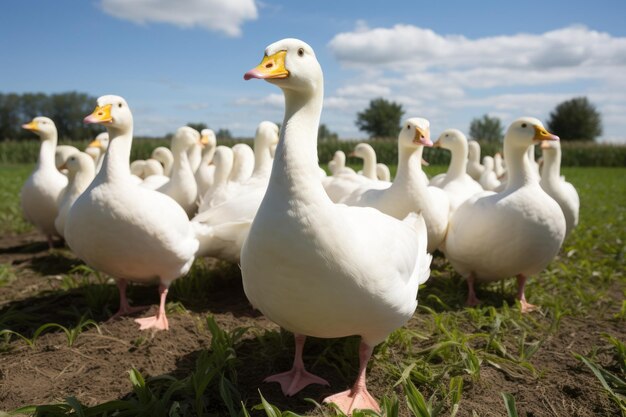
left=1, top=137, right=624, bottom=167
left=0, top=92, right=103, bottom=141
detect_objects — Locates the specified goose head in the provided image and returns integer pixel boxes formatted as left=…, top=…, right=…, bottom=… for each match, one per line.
left=244, top=38, right=322, bottom=93
left=399, top=118, right=432, bottom=149
left=468, top=141, right=481, bottom=161
left=505, top=117, right=558, bottom=151
left=200, top=129, right=217, bottom=152
left=350, top=143, right=376, bottom=159
left=255, top=121, right=280, bottom=149
left=64, top=152, right=95, bottom=179
left=152, top=146, right=173, bottom=163
left=22, top=116, right=57, bottom=141
left=84, top=95, right=132, bottom=136
left=433, top=129, right=466, bottom=152
left=482, top=155, right=495, bottom=171
left=172, top=126, right=201, bottom=153
left=143, top=159, right=164, bottom=177
left=87, top=132, right=110, bottom=152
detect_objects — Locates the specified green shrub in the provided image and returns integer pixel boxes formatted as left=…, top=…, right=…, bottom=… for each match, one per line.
left=1, top=137, right=623, bottom=167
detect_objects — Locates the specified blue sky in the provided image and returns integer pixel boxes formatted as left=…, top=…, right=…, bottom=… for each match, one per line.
left=2, top=0, right=625, bottom=142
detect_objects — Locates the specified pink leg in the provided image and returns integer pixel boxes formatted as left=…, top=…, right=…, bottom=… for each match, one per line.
left=264, top=334, right=329, bottom=396
left=516, top=274, right=537, bottom=313
left=109, top=279, right=150, bottom=320
left=135, top=284, right=170, bottom=330
left=465, top=272, right=481, bottom=307
left=323, top=341, right=380, bottom=415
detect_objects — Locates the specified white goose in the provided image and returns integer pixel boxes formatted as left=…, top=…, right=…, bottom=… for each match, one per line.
left=340, top=118, right=449, bottom=253
left=65, top=95, right=198, bottom=331
left=478, top=156, right=501, bottom=191
left=540, top=140, right=579, bottom=237
left=444, top=118, right=566, bottom=312
left=195, top=129, right=217, bottom=197
left=157, top=127, right=200, bottom=218
left=430, top=129, right=484, bottom=214
left=241, top=38, right=431, bottom=415
left=20, top=117, right=68, bottom=248
left=55, top=152, right=95, bottom=238
left=466, top=140, right=485, bottom=181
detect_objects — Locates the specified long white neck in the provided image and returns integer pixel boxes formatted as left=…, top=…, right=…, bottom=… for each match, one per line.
left=253, top=141, right=273, bottom=177
left=99, top=127, right=132, bottom=183
left=540, top=147, right=561, bottom=186
left=269, top=85, right=327, bottom=203
left=360, top=147, right=377, bottom=179
left=213, top=155, right=233, bottom=188
left=335, top=152, right=346, bottom=170
left=504, top=142, right=536, bottom=190
left=38, top=137, right=57, bottom=170
left=468, top=144, right=480, bottom=163
left=394, top=144, right=424, bottom=189
left=446, top=142, right=468, bottom=179
left=201, top=144, right=216, bottom=165
left=161, top=152, right=174, bottom=176
left=69, top=167, right=96, bottom=197
left=171, top=144, right=192, bottom=179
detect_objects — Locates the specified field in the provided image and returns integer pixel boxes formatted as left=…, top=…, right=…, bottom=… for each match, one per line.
left=0, top=164, right=625, bottom=417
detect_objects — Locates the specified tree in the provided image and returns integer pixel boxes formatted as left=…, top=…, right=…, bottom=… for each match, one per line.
left=547, top=97, right=602, bottom=141
left=216, top=128, right=232, bottom=140
left=469, top=114, right=504, bottom=142
left=318, top=123, right=338, bottom=141
left=187, top=122, right=208, bottom=132
left=356, top=98, right=404, bottom=139
left=0, top=91, right=100, bottom=140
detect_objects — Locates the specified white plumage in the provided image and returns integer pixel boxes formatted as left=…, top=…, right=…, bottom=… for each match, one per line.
left=241, top=38, right=431, bottom=415
left=444, top=117, right=566, bottom=312
left=20, top=117, right=68, bottom=248
left=65, top=95, right=198, bottom=331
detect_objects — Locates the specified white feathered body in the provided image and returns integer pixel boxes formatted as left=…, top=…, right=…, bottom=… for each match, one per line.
left=445, top=184, right=565, bottom=282
left=67, top=178, right=198, bottom=283
left=21, top=141, right=68, bottom=238
left=242, top=194, right=430, bottom=345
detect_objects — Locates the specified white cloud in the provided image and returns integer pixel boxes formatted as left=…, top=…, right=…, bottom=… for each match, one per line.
left=329, top=24, right=626, bottom=72
left=325, top=23, right=626, bottom=143
left=99, top=0, right=257, bottom=37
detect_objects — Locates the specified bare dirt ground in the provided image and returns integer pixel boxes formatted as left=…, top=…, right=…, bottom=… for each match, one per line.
left=0, top=231, right=623, bottom=416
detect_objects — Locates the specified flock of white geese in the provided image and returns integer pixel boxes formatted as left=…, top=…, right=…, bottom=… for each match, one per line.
left=18, top=38, right=580, bottom=414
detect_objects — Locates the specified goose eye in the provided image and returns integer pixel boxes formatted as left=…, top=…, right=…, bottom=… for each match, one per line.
left=445, top=134, right=449, bottom=137
left=521, top=123, right=527, bottom=128
left=118, top=103, right=123, bottom=108
left=407, top=125, right=410, bottom=129
left=297, top=48, right=304, bottom=57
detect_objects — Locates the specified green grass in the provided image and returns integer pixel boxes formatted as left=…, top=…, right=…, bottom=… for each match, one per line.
left=0, top=164, right=33, bottom=234
left=0, top=164, right=624, bottom=416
